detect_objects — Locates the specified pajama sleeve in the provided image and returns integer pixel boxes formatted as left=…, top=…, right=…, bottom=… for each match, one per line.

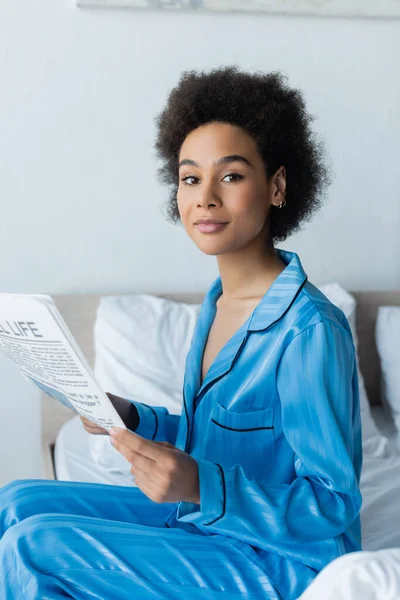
left=175, top=320, right=363, bottom=547
left=129, top=401, right=181, bottom=446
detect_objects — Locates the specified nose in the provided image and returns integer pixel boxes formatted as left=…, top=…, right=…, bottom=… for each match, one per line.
left=196, top=180, right=222, bottom=210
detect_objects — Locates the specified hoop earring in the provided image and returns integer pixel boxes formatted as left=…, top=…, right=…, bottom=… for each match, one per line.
left=277, top=198, right=287, bottom=209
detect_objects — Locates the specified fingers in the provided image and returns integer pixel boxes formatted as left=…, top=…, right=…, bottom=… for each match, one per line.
left=109, top=427, right=166, bottom=460
left=132, top=476, right=158, bottom=503
left=130, top=461, right=156, bottom=486
left=110, top=436, right=156, bottom=473
left=129, top=464, right=168, bottom=504
left=80, top=416, right=108, bottom=435
left=154, top=441, right=176, bottom=450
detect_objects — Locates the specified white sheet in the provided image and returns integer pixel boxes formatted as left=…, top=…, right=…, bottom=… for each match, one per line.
left=359, top=414, right=400, bottom=552
left=297, top=548, right=400, bottom=600
left=371, top=405, right=400, bottom=452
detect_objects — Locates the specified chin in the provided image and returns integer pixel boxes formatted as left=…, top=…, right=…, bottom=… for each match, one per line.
left=194, top=239, right=237, bottom=256
left=198, top=247, right=222, bottom=256
left=188, top=227, right=246, bottom=255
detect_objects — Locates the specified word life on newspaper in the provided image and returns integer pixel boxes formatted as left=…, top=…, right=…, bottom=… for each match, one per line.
left=0, top=294, right=125, bottom=431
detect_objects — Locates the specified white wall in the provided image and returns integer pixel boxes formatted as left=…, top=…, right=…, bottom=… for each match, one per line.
left=0, top=0, right=399, bottom=484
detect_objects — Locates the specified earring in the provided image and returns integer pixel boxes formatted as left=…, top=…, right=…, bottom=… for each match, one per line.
left=277, top=198, right=287, bottom=209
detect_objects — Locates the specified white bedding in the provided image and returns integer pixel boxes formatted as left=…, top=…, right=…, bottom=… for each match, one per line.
left=298, top=548, right=400, bottom=600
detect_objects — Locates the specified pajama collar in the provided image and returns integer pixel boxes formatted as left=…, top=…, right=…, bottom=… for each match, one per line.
left=186, top=248, right=308, bottom=402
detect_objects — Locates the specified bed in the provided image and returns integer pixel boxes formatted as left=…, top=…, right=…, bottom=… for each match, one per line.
left=41, top=290, right=400, bottom=599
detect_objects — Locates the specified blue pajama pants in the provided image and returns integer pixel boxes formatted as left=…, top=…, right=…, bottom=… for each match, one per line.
left=0, top=479, right=283, bottom=600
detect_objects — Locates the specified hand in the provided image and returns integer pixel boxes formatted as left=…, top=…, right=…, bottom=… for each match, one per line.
left=80, top=415, right=108, bottom=435
left=109, top=427, right=200, bottom=505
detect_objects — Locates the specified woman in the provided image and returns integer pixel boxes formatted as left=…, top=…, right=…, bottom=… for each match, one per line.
left=0, top=66, right=362, bottom=600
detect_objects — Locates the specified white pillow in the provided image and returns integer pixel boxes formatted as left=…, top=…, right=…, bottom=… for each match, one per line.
left=318, top=283, right=388, bottom=457
left=89, top=294, right=201, bottom=475
left=376, top=307, right=400, bottom=436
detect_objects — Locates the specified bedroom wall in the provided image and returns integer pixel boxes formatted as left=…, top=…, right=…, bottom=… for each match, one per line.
left=0, top=0, right=399, bottom=485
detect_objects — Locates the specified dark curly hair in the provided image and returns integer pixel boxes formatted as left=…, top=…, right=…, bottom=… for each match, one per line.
left=154, top=65, right=330, bottom=244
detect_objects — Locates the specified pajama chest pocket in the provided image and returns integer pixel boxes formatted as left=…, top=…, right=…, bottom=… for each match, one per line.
left=204, top=403, right=275, bottom=480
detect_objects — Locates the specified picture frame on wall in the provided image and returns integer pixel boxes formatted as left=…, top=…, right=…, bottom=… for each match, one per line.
left=76, top=0, right=400, bottom=20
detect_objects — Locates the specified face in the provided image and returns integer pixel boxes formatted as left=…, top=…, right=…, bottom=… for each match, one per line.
left=177, top=121, right=286, bottom=256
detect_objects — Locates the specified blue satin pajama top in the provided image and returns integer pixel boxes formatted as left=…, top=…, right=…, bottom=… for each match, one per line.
left=130, top=248, right=363, bottom=575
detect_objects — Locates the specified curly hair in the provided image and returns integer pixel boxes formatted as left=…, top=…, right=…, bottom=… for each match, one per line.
left=154, top=65, right=330, bottom=244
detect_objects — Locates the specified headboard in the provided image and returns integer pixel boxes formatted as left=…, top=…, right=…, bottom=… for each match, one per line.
left=41, top=290, right=400, bottom=477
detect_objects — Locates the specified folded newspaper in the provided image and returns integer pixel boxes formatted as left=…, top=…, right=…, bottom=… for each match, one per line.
left=0, top=294, right=125, bottom=430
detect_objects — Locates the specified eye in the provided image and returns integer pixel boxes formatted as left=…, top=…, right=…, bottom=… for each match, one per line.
left=222, top=173, right=244, bottom=183
left=179, top=173, right=244, bottom=185
left=180, top=175, right=199, bottom=185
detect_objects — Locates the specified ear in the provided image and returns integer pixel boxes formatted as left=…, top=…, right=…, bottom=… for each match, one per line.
left=271, top=166, right=287, bottom=206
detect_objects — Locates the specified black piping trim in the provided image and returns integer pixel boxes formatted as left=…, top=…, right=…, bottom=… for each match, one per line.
left=211, top=419, right=273, bottom=432
left=204, top=463, right=226, bottom=526
left=140, top=403, right=159, bottom=440
left=183, top=390, right=190, bottom=452
left=197, top=331, right=250, bottom=410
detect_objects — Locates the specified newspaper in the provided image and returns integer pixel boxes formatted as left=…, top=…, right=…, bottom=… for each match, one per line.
left=0, top=293, right=125, bottom=430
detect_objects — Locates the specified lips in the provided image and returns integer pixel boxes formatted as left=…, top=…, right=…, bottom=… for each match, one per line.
left=194, top=219, right=228, bottom=225
left=195, top=222, right=228, bottom=234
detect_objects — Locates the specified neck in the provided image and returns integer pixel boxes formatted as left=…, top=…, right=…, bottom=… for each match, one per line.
left=216, top=238, right=286, bottom=302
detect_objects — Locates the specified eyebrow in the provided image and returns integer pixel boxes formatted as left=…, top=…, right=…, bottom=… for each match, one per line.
left=178, top=155, right=254, bottom=169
